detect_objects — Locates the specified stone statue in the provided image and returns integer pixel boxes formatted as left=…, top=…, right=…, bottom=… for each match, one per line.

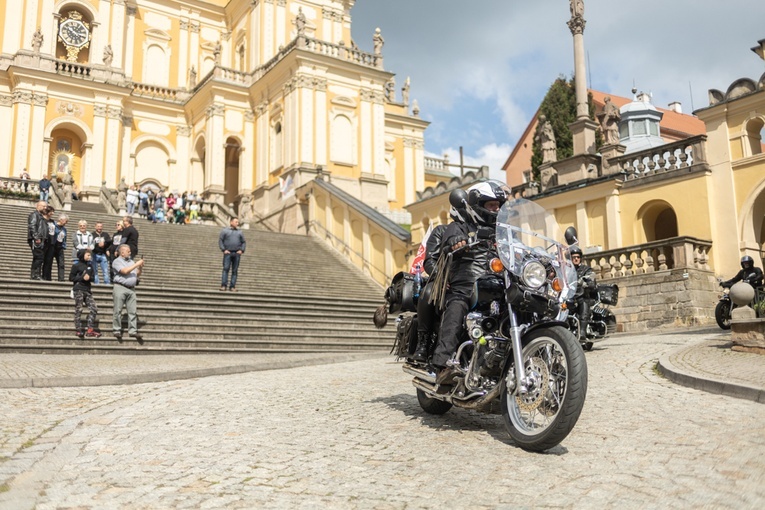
left=402, top=77, right=410, bottom=105
left=295, top=7, right=306, bottom=36
left=213, top=40, right=222, bottom=65
left=384, top=77, right=396, bottom=103
left=598, top=96, right=621, bottom=145
left=412, top=99, right=420, bottom=117
left=570, top=0, right=584, bottom=17
left=239, top=194, right=254, bottom=221
left=535, top=115, right=557, bottom=164
left=32, top=27, right=43, bottom=53
left=189, top=66, right=197, bottom=88
left=541, top=166, right=558, bottom=191
left=62, top=170, right=74, bottom=204
left=372, top=28, right=384, bottom=55
left=103, top=44, right=114, bottom=67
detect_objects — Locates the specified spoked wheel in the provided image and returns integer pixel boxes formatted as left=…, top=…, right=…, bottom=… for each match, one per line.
left=416, top=388, right=452, bottom=415
left=501, top=326, right=587, bottom=452
left=715, top=301, right=732, bottom=330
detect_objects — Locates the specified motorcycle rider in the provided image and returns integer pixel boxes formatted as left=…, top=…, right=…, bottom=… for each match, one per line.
left=431, top=181, right=507, bottom=385
left=721, top=255, right=764, bottom=289
left=411, top=209, right=464, bottom=363
left=570, top=246, right=597, bottom=341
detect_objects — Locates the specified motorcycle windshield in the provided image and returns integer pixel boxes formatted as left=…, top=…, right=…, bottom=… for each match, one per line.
left=496, top=198, right=577, bottom=300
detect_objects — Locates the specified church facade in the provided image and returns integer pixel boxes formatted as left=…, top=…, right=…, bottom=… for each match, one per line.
left=0, top=0, right=430, bottom=226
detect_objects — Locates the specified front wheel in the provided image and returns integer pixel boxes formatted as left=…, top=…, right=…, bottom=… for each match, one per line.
left=501, top=326, right=587, bottom=452
left=715, top=300, right=732, bottom=330
left=416, top=389, right=452, bottom=415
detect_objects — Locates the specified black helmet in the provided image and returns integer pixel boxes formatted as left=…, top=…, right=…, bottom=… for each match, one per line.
left=466, top=180, right=508, bottom=226
left=569, top=246, right=583, bottom=257
left=741, top=255, right=754, bottom=269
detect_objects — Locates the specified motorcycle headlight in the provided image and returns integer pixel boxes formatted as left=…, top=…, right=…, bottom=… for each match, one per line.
left=521, top=260, right=547, bottom=289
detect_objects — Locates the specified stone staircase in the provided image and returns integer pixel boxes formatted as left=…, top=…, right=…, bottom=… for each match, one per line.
left=0, top=202, right=394, bottom=354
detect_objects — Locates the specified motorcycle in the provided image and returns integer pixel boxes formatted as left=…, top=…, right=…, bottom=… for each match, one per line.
left=387, top=188, right=587, bottom=452
left=567, top=283, right=619, bottom=351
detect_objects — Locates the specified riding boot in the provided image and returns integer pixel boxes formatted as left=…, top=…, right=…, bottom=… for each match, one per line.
left=412, top=332, right=429, bottom=362
left=579, top=320, right=589, bottom=341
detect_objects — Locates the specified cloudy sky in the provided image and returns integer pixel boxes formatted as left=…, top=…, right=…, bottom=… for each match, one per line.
left=350, top=0, right=765, bottom=180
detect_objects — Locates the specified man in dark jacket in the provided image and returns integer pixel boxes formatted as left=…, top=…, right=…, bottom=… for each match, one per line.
left=219, top=217, right=246, bottom=291
left=69, top=249, right=101, bottom=338
left=120, top=215, right=139, bottom=257
left=431, top=181, right=506, bottom=385
left=722, top=256, right=764, bottom=289
left=27, top=201, right=48, bottom=279
left=570, top=246, right=597, bottom=341
left=92, top=222, right=112, bottom=284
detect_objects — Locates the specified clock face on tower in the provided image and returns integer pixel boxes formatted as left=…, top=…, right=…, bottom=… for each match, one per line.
left=57, top=11, right=91, bottom=62
left=59, top=19, right=89, bottom=48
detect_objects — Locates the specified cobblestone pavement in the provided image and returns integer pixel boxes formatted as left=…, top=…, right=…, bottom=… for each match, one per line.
left=1, top=330, right=764, bottom=509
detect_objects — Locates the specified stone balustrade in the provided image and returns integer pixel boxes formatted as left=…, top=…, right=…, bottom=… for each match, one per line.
left=302, top=37, right=381, bottom=68
left=214, top=66, right=250, bottom=86
left=131, top=83, right=188, bottom=103
left=424, top=156, right=447, bottom=173
left=586, top=236, right=712, bottom=279
left=54, top=59, right=91, bottom=78
left=610, top=135, right=709, bottom=181
left=0, top=176, right=40, bottom=196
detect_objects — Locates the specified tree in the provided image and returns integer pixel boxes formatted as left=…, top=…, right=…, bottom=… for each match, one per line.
left=531, top=76, right=601, bottom=181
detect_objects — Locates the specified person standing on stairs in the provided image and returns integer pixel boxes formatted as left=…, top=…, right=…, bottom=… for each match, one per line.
left=120, top=216, right=139, bottom=258
left=27, top=201, right=47, bottom=279
left=70, top=249, right=101, bottom=338
left=219, top=217, right=246, bottom=292
left=112, top=244, right=144, bottom=343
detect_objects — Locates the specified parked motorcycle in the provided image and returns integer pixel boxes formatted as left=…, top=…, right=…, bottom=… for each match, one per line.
left=388, top=189, right=587, bottom=452
left=568, top=284, right=619, bottom=351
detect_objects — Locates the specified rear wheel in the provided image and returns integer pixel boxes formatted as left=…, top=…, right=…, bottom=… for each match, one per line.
left=501, top=326, right=587, bottom=452
left=715, top=300, right=732, bottom=330
left=416, top=389, right=452, bottom=415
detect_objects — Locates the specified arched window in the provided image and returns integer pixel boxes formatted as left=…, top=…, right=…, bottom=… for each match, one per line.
left=745, top=118, right=765, bottom=156
left=638, top=200, right=678, bottom=242
left=331, top=114, right=354, bottom=164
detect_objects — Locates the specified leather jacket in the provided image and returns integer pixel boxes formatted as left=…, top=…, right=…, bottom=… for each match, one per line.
left=723, top=266, right=764, bottom=289
left=27, top=210, right=47, bottom=244
left=441, top=220, right=496, bottom=295
left=423, top=224, right=448, bottom=276
left=574, top=263, right=597, bottom=299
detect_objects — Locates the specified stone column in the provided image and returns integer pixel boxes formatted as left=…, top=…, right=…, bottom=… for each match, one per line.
left=40, top=0, right=56, bottom=55
left=605, top=191, right=622, bottom=250
left=204, top=103, right=226, bottom=197
left=241, top=111, right=255, bottom=192
left=359, top=89, right=376, bottom=176
left=89, top=22, right=102, bottom=65
left=179, top=19, right=190, bottom=87
left=42, top=137, right=52, bottom=177
left=120, top=115, right=133, bottom=184
left=568, top=0, right=597, bottom=155
left=176, top=124, right=192, bottom=192
left=110, top=1, right=126, bottom=71
left=275, top=0, right=286, bottom=53
left=575, top=201, right=589, bottom=248
left=373, top=93, right=386, bottom=177
left=2, top=0, right=23, bottom=55
left=90, top=104, right=107, bottom=189
left=12, top=90, right=33, bottom=176
left=28, top=93, right=49, bottom=178
left=80, top=143, right=94, bottom=201
left=299, top=78, right=315, bottom=166
left=402, top=138, right=416, bottom=206
left=124, top=6, right=137, bottom=77
left=0, top=96, right=14, bottom=176
left=255, top=100, right=269, bottom=187
left=104, top=106, right=122, bottom=187
left=23, top=0, right=40, bottom=53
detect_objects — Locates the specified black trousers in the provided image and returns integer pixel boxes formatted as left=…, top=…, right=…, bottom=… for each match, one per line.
left=416, top=280, right=437, bottom=335
left=29, top=241, right=45, bottom=279
left=576, top=298, right=592, bottom=338
left=42, top=241, right=55, bottom=280
left=431, top=293, right=470, bottom=368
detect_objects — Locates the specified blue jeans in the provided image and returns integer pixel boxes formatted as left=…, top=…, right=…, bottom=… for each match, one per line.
left=221, top=253, right=241, bottom=289
left=93, top=253, right=110, bottom=284
left=40, top=189, right=49, bottom=202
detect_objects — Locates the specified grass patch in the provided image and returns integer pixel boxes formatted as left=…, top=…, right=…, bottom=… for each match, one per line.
left=0, top=483, right=10, bottom=493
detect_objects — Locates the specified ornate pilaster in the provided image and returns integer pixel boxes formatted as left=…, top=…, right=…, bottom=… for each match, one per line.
left=0, top=95, right=12, bottom=107
left=94, top=104, right=108, bottom=117
left=206, top=104, right=225, bottom=118
left=360, top=89, right=384, bottom=104
left=106, top=106, right=122, bottom=119
left=176, top=125, right=192, bottom=137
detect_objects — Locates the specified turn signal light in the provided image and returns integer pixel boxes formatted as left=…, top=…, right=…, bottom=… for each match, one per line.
left=489, top=258, right=504, bottom=273
left=560, top=302, right=568, bottom=310
left=551, top=278, right=563, bottom=292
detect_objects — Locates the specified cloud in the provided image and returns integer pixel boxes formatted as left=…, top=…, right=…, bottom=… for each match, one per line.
left=428, top=143, right=513, bottom=182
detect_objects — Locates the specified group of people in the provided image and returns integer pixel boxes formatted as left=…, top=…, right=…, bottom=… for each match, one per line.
left=126, top=185, right=202, bottom=225
left=27, top=201, right=143, bottom=341
left=27, top=201, right=248, bottom=343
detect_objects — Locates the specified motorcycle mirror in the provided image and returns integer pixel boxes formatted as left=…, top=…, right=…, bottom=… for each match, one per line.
left=564, top=226, right=579, bottom=246
left=449, top=188, right=469, bottom=209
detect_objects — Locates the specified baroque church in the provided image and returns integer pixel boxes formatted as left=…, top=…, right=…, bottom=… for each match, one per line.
left=0, top=0, right=433, bottom=239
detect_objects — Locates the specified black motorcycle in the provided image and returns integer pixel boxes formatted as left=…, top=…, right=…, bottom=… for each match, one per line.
left=567, top=284, right=619, bottom=351
left=715, top=283, right=765, bottom=330
left=383, top=189, right=587, bottom=452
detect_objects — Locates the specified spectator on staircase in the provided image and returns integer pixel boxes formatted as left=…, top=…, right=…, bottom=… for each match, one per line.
left=165, top=193, right=176, bottom=212
left=137, top=187, right=149, bottom=218
left=120, top=216, right=139, bottom=257
left=27, top=201, right=47, bottom=279
left=52, top=213, right=69, bottom=282
left=188, top=200, right=199, bottom=223
left=20, top=168, right=30, bottom=193
left=72, top=220, right=94, bottom=266
left=112, top=244, right=144, bottom=343
left=92, top=222, right=111, bottom=285
left=41, top=205, right=57, bottom=281
left=70, top=249, right=101, bottom=339
left=174, top=205, right=187, bottom=226
left=154, top=207, right=165, bottom=224
left=219, top=217, right=246, bottom=292
left=108, top=220, right=124, bottom=280
left=126, top=184, right=139, bottom=215
left=154, top=190, right=165, bottom=211
left=38, top=174, right=52, bottom=203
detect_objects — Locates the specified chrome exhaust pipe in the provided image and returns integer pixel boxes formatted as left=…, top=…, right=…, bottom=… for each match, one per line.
left=402, top=364, right=436, bottom=384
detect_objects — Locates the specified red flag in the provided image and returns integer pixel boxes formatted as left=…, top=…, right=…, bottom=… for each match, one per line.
left=410, top=224, right=433, bottom=273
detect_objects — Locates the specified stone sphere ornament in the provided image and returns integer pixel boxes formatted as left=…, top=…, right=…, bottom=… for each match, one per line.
left=730, top=281, right=755, bottom=306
